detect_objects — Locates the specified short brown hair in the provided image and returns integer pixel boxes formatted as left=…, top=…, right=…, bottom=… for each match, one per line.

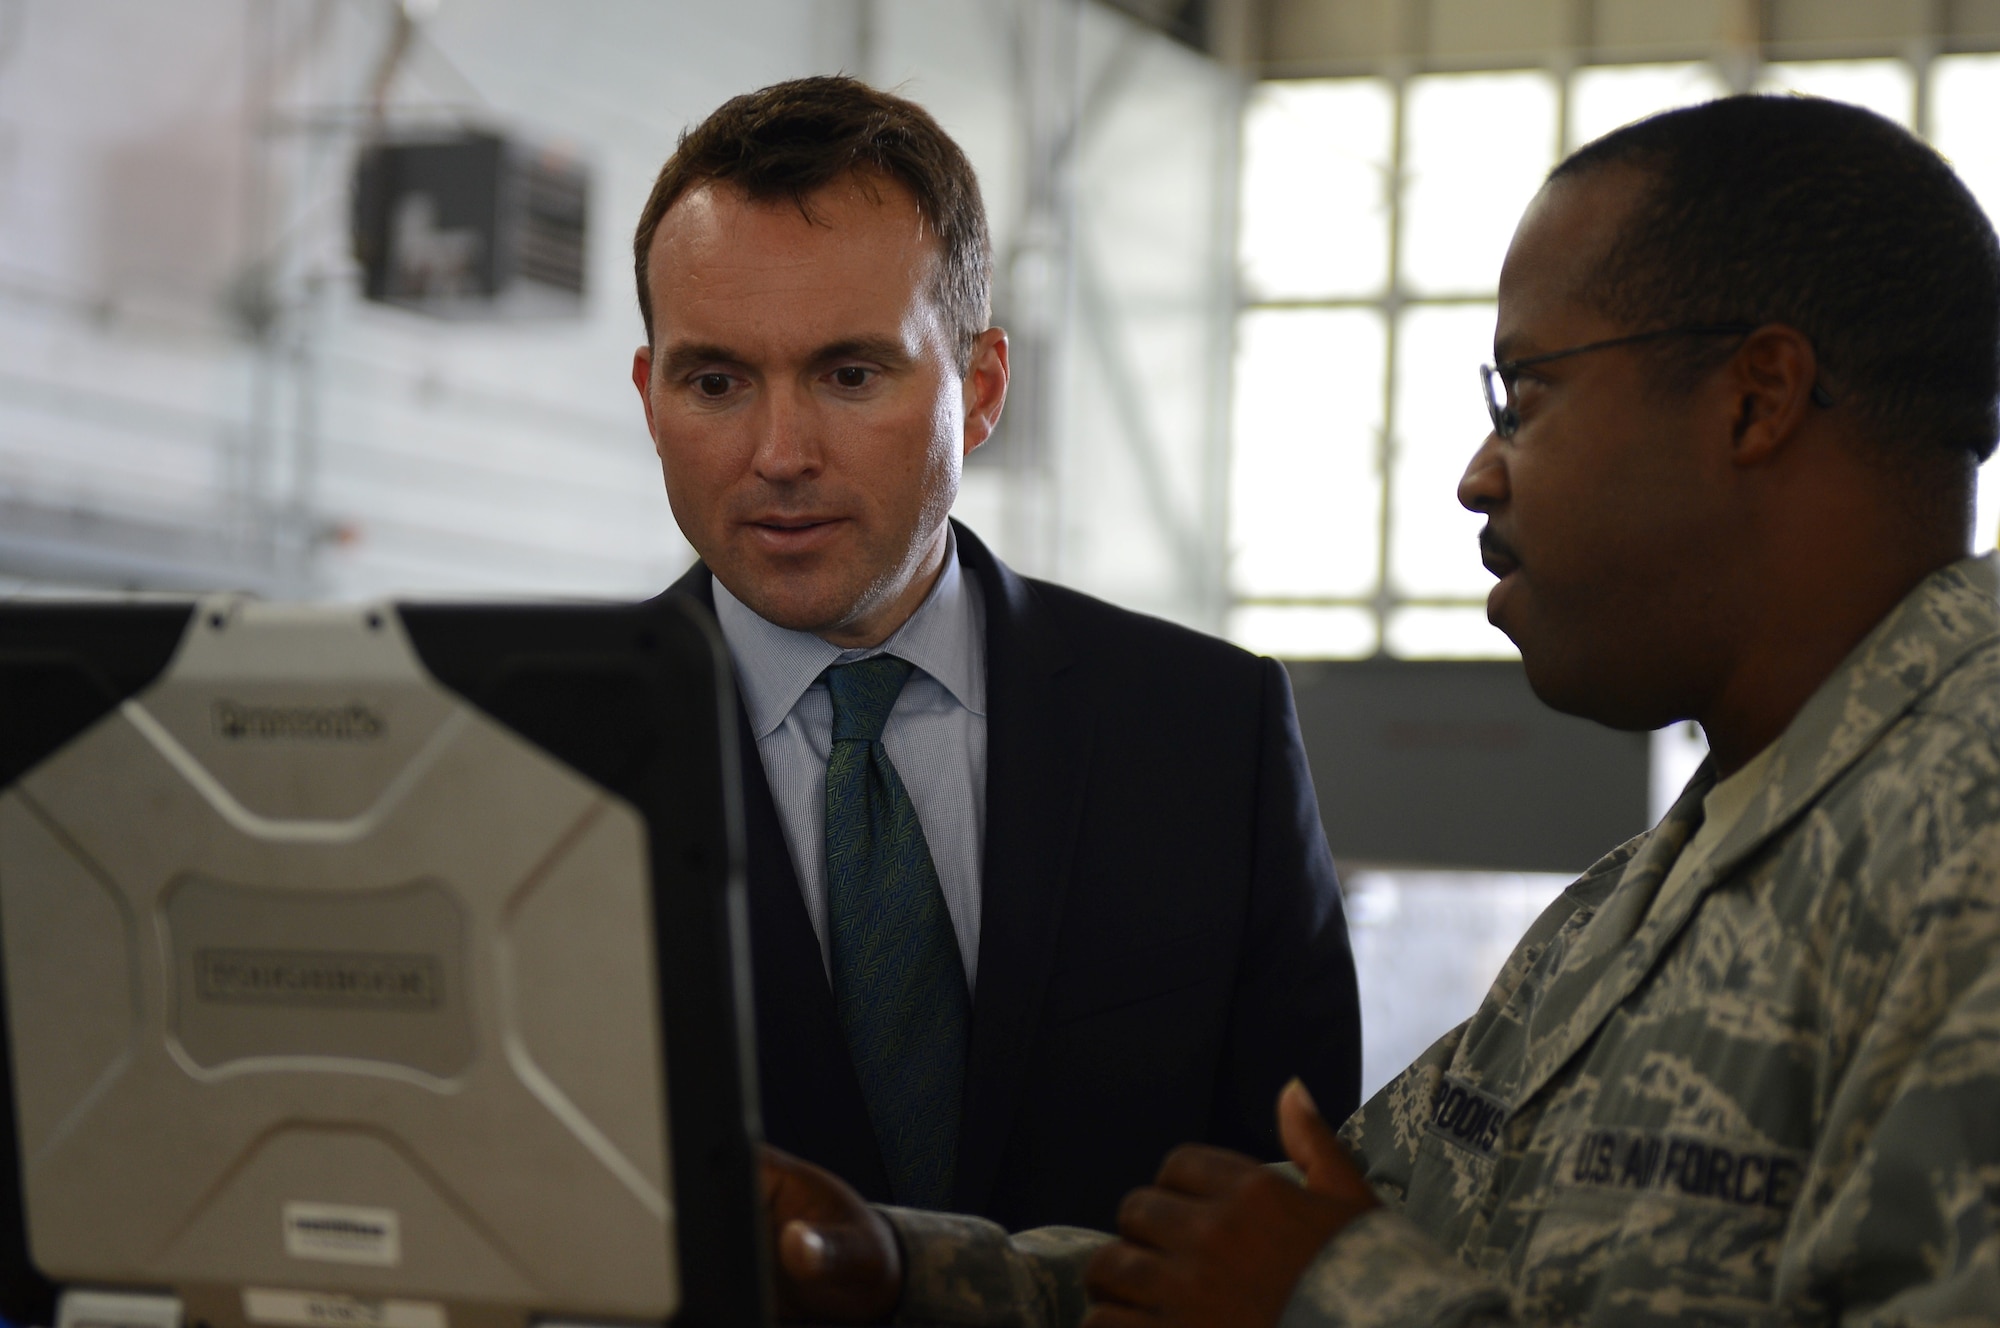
left=633, top=75, right=992, bottom=371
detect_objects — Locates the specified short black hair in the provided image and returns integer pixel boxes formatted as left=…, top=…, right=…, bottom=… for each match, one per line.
left=634, top=75, right=991, bottom=372
left=1551, top=94, right=2000, bottom=463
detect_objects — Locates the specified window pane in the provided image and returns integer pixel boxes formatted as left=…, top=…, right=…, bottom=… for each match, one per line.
left=1386, top=606, right=1516, bottom=659
left=1758, top=60, right=1914, bottom=128
left=1568, top=62, right=1727, bottom=150
left=1229, top=308, right=1385, bottom=597
left=1389, top=303, right=1495, bottom=597
left=1239, top=79, right=1394, bottom=300
left=1651, top=721, right=1710, bottom=824
left=1920, top=55, right=2000, bottom=548
left=1227, top=604, right=1378, bottom=659
left=1347, top=870, right=1571, bottom=1099
left=1934, top=55, right=2000, bottom=225
left=1401, top=72, right=1557, bottom=296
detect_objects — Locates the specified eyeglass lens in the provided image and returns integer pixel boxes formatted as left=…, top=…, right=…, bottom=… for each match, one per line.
left=1480, top=364, right=1517, bottom=438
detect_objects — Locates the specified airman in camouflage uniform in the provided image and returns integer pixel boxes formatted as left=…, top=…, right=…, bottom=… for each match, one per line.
left=875, top=549, right=2000, bottom=1324
left=760, top=91, right=2000, bottom=1328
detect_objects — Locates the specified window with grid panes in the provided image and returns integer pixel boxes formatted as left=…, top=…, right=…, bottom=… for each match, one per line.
left=1229, top=55, right=2000, bottom=660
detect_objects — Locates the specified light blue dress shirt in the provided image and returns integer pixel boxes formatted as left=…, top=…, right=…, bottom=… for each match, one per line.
left=711, top=530, right=988, bottom=990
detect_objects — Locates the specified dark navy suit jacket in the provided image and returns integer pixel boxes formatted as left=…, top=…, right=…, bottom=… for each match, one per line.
left=666, top=522, right=1360, bottom=1232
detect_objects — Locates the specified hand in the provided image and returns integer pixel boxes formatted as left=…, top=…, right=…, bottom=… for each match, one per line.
left=762, top=1145, right=904, bottom=1323
left=1081, top=1079, right=1380, bottom=1327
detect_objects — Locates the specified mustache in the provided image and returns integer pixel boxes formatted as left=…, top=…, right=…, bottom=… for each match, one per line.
left=1478, top=527, right=1520, bottom=574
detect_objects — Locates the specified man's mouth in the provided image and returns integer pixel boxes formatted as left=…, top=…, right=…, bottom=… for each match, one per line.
left=753, top=515, right=836, bottom=530
left=743, top=513, right=847, bottom=550
left=1478, top=528, right=1520, bottom=580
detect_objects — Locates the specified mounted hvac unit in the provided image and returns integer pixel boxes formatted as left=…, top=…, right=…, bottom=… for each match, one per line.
left=351, top=130, right=589, bottom=318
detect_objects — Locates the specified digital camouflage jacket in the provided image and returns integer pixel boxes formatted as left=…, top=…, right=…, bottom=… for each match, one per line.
left=881, top=552, right=2000, bottom=1327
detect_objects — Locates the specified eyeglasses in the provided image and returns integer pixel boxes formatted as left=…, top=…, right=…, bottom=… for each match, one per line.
left=1478, top=323, right=1838, bottom=439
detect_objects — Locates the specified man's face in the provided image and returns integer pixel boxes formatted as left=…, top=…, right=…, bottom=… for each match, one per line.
left=633, top=175, right=1006, bottom=647
left=1457, top=168, right=1740, bottom=729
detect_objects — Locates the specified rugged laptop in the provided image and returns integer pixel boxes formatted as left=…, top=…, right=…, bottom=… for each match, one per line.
left=0, top=595, right=767, bottom=1328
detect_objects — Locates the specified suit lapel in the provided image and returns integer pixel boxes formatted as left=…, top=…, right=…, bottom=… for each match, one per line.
left=660, top=565, right=891, bottom=1199
left=947, top=525, right=1095, bottom=1216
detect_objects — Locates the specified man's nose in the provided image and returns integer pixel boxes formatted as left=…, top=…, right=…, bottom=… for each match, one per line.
left=1457, top=432, right=1509, bottom=514
left=752, top=386, right=824, bottom=482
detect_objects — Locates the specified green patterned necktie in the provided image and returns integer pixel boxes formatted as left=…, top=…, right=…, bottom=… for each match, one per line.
left=823, top=655, right=968, bottom=1209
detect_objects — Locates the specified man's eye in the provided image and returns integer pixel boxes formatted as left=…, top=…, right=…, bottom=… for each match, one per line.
left=832, top=366, right=871, bottom=389
left=695, top=374, right=732, bottom=397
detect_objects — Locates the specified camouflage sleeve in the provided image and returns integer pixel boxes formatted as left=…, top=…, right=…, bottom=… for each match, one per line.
left=1277, top=1209, right=1510, bottom=1328
left=880, top=1205, right=1111, bottom=1328
left=1786, top=838, right=2000, bottom=1324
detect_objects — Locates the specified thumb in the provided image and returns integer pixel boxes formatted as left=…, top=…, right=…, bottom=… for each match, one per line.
left=1278, top=1077, right=1349, bottom=1195
left=778, top=1216, right=901, bottom=1294
left=779, top=1219, right=863, bottom=1282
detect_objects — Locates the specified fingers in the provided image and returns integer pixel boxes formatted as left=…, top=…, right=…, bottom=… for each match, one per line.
left=1277, top=1079, right=1342, bottom=1189
left=764, top=1144, right=872, bottom=1227
left=761, top=1146, right=903, bottom=1323
left=1080, top=1307, right=1159, bottom=1328
left=1096, top=1161, right=1344, bottom=1328
left=1153, top=1143, right=1263, bottom=1197
left=780, top=1217, right=895, bottom=1281
left=779, top=1220, right=834, bottom=1279
left=1116, top=1183, right=1206, bottom=1249
left=1085, top=1238, right=1173, bottom=1313
left=772, top=1213, right=902, bottom=1322
left=1277, top=1079, right=1381, bottom=1212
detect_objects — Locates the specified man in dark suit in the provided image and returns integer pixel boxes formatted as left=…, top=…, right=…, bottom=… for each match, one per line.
left=629, top=75, right=1358, bottom=1233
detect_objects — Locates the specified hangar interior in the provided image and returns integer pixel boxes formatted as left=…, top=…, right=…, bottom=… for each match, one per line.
left=4, top=0, right=1998, bottom=1093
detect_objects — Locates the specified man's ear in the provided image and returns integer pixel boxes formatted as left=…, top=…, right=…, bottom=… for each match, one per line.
left=632, top=345, right=658, bottom=439
left=961, top=327, right=1009, bottom=457
left=1725, top=324, right=1822, bottom=466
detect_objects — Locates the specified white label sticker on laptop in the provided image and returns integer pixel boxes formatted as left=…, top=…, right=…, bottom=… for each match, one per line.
left=281, top=1201, right=402, bottom=1266
left=243, top=1289, right=443, bottom=1328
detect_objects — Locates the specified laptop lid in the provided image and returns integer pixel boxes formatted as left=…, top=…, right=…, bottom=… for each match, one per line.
left=0, top=595, right=768, bottom=1328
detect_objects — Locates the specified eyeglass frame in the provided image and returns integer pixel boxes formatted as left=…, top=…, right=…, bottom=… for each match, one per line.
left=1479, top=323, right=1838, bottom=440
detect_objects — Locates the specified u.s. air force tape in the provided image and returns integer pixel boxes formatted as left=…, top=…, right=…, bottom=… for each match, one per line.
left=1559, top=1128, right=1808, bottom=1212
left=1427, top=1076, right=1509, bottom=1159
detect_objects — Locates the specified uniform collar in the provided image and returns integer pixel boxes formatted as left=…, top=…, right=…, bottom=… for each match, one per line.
left=1709, top=550, right=2000, bottom=858
left=1480, top=551, right=2000, bottom=1106
left=712, top=527, right=987, bottom=741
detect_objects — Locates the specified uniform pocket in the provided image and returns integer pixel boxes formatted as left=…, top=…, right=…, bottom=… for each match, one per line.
left=1509, top=1128, right=1799, bottom=1325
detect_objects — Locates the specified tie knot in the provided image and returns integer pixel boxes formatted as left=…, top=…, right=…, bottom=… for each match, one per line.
left=824, top=655, right=915, bottom=742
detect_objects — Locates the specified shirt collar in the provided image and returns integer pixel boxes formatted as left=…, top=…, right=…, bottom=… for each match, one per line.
left=711, top=526, right=987, bottom=739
